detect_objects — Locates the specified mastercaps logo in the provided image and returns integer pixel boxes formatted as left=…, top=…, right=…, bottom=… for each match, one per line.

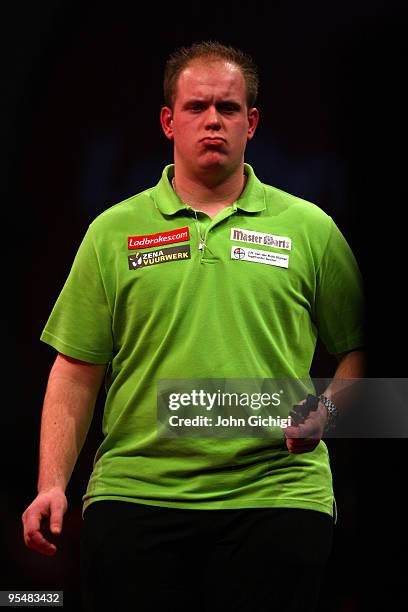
left=230, top=227, right=291, bottom=250
left=128, top=244, right=191, bottom=270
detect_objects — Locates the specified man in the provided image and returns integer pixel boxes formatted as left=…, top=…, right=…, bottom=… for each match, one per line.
left=22, top=41, right=364, bottom=611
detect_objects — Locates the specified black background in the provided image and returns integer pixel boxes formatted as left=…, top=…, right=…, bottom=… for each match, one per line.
left=2, top=1, right=406, bottom=610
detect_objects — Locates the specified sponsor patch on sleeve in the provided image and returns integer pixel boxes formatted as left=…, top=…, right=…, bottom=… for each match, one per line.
left=128, top=226, right=190, bottom=249
left=230, top=227, right=291, bottom=250
left=128, top=244, right=191, bottom=269
left=231, top=246, right=289, bottom=268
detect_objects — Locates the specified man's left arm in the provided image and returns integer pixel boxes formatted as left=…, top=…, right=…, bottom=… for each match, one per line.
left=283, top=349, right=366, bottom=453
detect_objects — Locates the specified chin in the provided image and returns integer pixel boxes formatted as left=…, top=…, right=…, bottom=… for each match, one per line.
left=199, top=152, right=229, bottom=169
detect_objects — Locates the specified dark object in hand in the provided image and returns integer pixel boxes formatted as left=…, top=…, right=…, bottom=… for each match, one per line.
left=289, top=394, right=319, bottom=425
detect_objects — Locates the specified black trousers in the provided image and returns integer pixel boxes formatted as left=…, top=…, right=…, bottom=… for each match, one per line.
left=80, top=501, right=333, bottom=612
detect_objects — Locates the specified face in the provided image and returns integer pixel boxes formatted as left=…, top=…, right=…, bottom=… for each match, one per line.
left=160, top=60, right=259, bottom=178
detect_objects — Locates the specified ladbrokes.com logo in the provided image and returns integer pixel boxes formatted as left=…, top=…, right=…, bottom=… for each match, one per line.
left=128, top=227, right=190, bottom=249
left=128, top=244, right=191, bottom=269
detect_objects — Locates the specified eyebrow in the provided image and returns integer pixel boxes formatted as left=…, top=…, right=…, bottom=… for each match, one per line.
left=182, top=98, right=242, bottom=109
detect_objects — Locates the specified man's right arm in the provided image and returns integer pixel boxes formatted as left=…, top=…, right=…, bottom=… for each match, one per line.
left=22, top=353, right=107, bottom=556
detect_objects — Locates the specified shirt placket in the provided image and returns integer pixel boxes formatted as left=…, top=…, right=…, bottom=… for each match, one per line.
left=188, top=204, right=238, bottom=263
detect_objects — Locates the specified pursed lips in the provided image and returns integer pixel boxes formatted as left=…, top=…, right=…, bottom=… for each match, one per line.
left=200, top=136, right=226, bottom=143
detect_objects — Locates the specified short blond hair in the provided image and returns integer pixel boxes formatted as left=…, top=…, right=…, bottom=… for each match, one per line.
left=163, top=40, right=259, bottom=109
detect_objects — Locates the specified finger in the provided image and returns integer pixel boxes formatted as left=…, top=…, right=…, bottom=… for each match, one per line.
left=291, top=417, right=322, bottom=438
left=286, top=439, right=320, bottom=454
left=287, top=434, right=320, bottom=445
left=49, top=498, right=66, bottom=535
left=22, top=507, right=44, bottom=542
left=283, top=424, right=315, bottom=439
left=289, top=440, right=320, bottom=449
left=22, top=506, right=57, bottom=555
left=282, top=425, right=303, bottom=438
left=25, top=529, right=57, bottom=556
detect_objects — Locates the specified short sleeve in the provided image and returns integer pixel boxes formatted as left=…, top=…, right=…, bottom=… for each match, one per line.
left=40, top=225, right=113, bottom=363
left=314, top=219, right=365, bottom=354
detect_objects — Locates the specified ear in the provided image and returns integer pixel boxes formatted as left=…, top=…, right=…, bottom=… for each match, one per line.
left=160, top=106, right=174, bottom=140
left=247, top=107, right=259, bottom=141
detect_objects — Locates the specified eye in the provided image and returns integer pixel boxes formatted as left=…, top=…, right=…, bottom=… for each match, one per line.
left=219, top=103, right=240, bottom=114
left=190, top=103, right=205, bottom=112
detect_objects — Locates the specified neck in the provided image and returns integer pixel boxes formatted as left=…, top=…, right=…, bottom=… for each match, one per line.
left=172, top=165, right=247, bottom=216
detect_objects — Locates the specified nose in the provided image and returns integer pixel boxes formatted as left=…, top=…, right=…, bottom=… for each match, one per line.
left=204, top=105, right=221, bottom=130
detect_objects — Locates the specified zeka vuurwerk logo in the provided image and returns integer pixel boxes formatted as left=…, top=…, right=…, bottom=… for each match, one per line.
left=128, top=244, right=191, bottom=270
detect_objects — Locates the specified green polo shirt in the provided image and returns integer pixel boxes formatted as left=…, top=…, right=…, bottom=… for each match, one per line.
left=41, top=163, right=364, bottom=517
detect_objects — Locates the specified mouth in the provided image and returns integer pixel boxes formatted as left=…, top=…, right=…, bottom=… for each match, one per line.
left=200, top=137, right=226, bottom=145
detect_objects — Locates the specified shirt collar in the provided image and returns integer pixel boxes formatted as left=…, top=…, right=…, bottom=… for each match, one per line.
left=150, top=163, right=266, bottom=215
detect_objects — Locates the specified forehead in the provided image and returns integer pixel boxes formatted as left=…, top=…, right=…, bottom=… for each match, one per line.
left=174, top=60, right=246, bottom=103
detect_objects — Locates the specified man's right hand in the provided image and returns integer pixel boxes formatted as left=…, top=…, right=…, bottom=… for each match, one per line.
left=22, top=487, right=67, bottom=556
